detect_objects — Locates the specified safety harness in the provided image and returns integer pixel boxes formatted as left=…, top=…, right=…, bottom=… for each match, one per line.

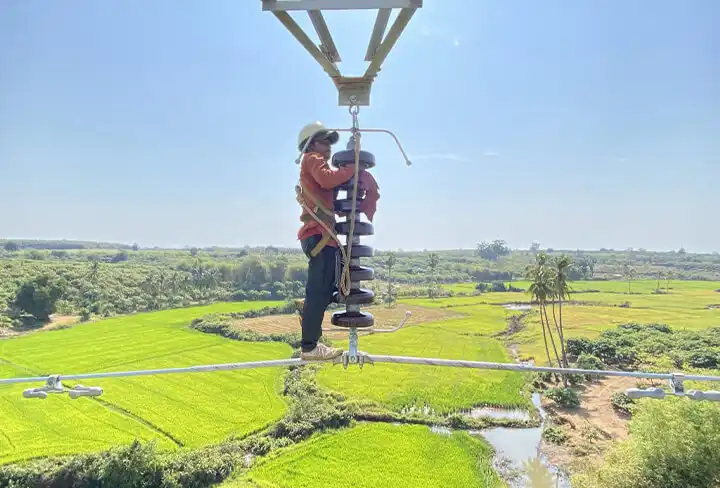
left=295, top=181, right=337, bottom=258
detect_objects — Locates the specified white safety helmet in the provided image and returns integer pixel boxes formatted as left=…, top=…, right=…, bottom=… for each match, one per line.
left=297, top=121, right=339, bottom=151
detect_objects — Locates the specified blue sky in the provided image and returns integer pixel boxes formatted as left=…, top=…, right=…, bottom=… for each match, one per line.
left=1, top=0, right=718, bottom=252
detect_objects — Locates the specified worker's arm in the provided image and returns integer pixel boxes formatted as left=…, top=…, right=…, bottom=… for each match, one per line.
left=305, top=153, right=355, bottom=190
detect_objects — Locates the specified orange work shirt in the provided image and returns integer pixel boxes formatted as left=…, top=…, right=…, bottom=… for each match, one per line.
left=297, top=152, right=355, bottom=246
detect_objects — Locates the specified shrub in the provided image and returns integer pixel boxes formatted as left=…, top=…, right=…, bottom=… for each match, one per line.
left=566, top=323, right=720, bottom=371
left=13, top=274, right=67, bottom=322
left=490, top=281, right=507, bottom=292
left=566, top=338, right=593, bottom=360
left=475, top=282, right=489, bottom=293
left=567, top=373, right=585, bottom=386
left=272, top=367, right=352, bottom=442
left=530, top=371, right=553, bottom=391
left=610, top=392, right=634, bottom=414
left=688, top=352, right=718, bottom=369
left=0, top=440, right=249, bottom=488
left=0, top=441, right=162, bottom=488
left=542, top=426, right=568, bottom=445
left=572, top=400, right=720, bottom=488
left=576, top=353, right=606, bottom=381
left=545, top=387, right=580, bottom=408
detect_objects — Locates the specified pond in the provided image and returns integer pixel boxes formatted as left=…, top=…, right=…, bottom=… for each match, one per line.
left=472, top=393, right=571, bottom=488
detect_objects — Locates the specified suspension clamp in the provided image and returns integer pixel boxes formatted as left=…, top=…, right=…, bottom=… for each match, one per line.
left=333, top=351, right=374, bottom=370
left=668, top=372, right=685, bottom=394
left=22, top=375, right=103, bottom=400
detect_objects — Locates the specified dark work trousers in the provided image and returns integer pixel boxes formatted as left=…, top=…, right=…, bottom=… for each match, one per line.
left=300, top=234, right=340, bottom=352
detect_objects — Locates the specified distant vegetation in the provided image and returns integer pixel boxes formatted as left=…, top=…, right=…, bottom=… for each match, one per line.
left=2, top=239, right=718, bottom=329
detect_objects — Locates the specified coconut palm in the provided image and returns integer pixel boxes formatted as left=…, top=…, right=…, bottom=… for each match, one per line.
left=385, top=252, right=397, bottom=305
left=428, top=252, right=440, bottom=299
left=551, top=255, right=572, bottom=369
left=623, top=263, right=635, bottom=294
left=526, top=252, right=562, bottom=368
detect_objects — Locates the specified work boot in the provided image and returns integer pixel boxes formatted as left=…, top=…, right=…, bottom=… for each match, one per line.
left=301, top=343, right=344, bottom=361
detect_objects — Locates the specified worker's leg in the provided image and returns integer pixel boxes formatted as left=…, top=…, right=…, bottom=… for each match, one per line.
left=300, top=235, right=342, bottom=357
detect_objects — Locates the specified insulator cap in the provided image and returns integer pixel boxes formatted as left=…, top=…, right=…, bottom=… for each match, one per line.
left=349, top=265, right=374, bottom=281
left=334, top=288, right=375, bottom=305
left=331, top=150, right=376, bottom=169
left=331, top=311, right=375, bottom=328
left=335, top=221, right=374, bottom=237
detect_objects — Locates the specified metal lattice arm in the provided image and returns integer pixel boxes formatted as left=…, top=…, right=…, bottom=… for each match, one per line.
left=261, top=0, right=423, bottom=105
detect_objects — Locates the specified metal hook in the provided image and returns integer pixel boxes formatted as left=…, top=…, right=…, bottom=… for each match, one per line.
left=371, top=310, right=412, bottom=333
left=348, top=96, right=360, bottom=116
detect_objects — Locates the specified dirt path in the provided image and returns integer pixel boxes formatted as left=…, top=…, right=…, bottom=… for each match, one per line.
left=540, top=376, right=653, bottom=472
left=0, top=314, right=81, bottom=339
left=228, top=304, right=464, bottom=338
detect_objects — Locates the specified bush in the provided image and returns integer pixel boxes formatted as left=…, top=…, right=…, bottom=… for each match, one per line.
left=566, top=323, right=720, bottom=371
left=567, top=373, right=585, bottom=386
left=0, top=439, right=246, bottom=488
left=530, top=371, right=552, bottom=391
left=13, top=274, right=67, bottom=322
left=272, top=367, right=352, bottom=442
left=566, top=338, right=593, bottom=360
left=490, top=281, right=507, bottom=292
left=688, top=352, right=718, bottom=369
left=610, top=392, right=634, bottom=414
left=475, top=282, right=489, bottom=293
left=542, top=426, right=568, bottom=445
left=572, top=399, right=720, bottom=488
left=0, top=441, right=162, bottom=488
left=545, top=387, right=580, bottom=408
left=576, top=353, right=606, bottom=381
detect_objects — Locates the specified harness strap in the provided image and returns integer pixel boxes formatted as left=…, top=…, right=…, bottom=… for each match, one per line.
left=309, top=232, right=332, bottom=257
left=296, top=183, right=339, bottom=257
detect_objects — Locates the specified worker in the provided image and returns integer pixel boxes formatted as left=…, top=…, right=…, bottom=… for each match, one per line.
left=295, top=121, right=355, bottom=361
left=294, top=121, right=380, bottom=361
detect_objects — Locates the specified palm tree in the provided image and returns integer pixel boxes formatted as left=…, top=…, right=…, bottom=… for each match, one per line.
left=428, top=253, right=440, bottom=299
left=385, top=252, right=397, bottom=305
left=551, top=255, right=572, bottom=369
left=527, top=253, right=562, bottom=368
left=623, top=263, right=635, bottom=294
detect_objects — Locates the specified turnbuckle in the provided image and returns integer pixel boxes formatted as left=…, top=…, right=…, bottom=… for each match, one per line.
left=22, top=375, right=103, bottom=400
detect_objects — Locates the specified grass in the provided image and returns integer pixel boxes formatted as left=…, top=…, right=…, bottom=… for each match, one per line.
left=509, top=282, right=720, bottom=364
left=224, top=422, right=503, bottom=488
left=0, top=302, right=293, bottom=461
left=316, top=305, right=530, bottom=412
left=407, top=280, right=720, bottom=365
left=1, top=279, right=718, bottom=474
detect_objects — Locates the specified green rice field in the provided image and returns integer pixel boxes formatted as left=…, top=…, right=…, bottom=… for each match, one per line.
left=1, top=279, right=719, bottom=485
left=223, top=423, right=502, bottom=488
